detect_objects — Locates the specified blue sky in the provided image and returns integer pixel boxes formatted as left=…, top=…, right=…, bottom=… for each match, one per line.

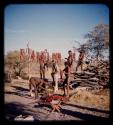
left=4, top=4, right=109, bottom=58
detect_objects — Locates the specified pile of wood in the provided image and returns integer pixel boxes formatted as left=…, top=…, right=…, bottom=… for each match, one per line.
left=4, top=71, right=12, bottom=83
left=73, top=60, right=109, bottom=89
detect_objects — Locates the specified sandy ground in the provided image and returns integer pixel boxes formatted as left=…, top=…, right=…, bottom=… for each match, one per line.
left=4, top=80, right=110, bottom=121
left=4, top=62, right=110, bottom=121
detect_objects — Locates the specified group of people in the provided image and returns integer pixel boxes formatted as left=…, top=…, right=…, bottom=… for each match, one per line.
left=39, top=49, right=85, bottom=97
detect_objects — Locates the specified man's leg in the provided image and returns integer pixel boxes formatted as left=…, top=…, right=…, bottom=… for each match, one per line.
left=63, top=78, right=66, bottom=96
left=76, top=61, right=80, bottom=72
left=67, top=77, right=70, bottom=97
left=54, top=74, right=58, bottom=93
left=42, top=69, right=45, bottom=79
left=34, top=86, right=38, bottom=99
left=75, top=64, right=78, bottom=72
left=29, top=82, right=34, bottom=97
left=63, top=84, right=65, bottom=96
left=81, top=62, right=83, bottom=71
left=51, top=73, right=55, bottom=86
left=40, top=69, right=42, bottom=79
left=60, top=70, right=63, bottom=79
left=46, top=62, right=48, bottom=71
left=30, top=88, right=34, bottom=97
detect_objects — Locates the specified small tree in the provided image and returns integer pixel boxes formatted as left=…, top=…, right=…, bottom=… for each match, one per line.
left=84, top=24, right=109, bottom=60
left=5, top=50, right=27, bottom=77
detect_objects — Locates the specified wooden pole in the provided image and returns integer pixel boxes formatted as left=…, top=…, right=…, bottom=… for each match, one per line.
left=27, top=41, right=30, bottom=81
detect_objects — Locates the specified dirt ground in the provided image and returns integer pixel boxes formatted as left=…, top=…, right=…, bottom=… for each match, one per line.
left=4, top=62, right=110, bottom=121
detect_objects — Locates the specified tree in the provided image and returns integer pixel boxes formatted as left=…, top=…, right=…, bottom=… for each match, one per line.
left=5, top=50, right=27, bottom=77
left=84, top=24, right=109, bottom=60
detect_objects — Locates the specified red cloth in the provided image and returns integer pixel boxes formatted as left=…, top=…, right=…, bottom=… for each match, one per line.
left=20, top=49, right=25, bottom=60
left=31, top=50, right=35, bottom=60
left=46, top=95, right=65, bottom=103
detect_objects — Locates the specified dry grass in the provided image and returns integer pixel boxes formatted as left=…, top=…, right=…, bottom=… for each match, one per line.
left=69, top=87, right=110, bottom=110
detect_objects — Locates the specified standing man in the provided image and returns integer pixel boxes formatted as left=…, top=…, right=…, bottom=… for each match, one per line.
left=76, top=50, right=85, bottom=72
left=58, top=52, right=62, bottom=64
left=20, top=49, right=25, bottom=61
left=62, top=61, right=71, bottom=97
left=44, top=49, right=49, bottom=70
left=31, top=50, right=35, bottom=61
left=72, top=52, right=76, bottom=62
left=67, top=50, right=73, bottom=72
left=62, top=50, right=73, bottom=97
left=51, top=59, right=60, bottom=93
left=36, top=51, right=40, bottom=63
left=39, top=52, right=46, bottom=79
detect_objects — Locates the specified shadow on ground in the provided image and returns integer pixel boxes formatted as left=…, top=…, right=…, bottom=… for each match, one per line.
left=4, top=102, right=40, bottom=121
left=64, top=103, right=110, bottom=114
left=33, top=101, right=109, bottom=121
left=11, top=85, right=29, bottom=92
left=60, top=108, right=109, bottom=121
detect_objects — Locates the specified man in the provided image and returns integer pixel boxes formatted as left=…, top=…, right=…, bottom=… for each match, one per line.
left=72, top=52, right=76, bottom=62
left=44, top=49, right=49, bottom=70
left=51, top=59, right=60, bottom=93
left=36, top=51, right=40, bottom=63
left=52, top=53, right=55, bottom=61
left=20, top=49, right=25, bottom=61
left=76, top=50, right=85, bottom=72
left=62, top=61, right=71, bottom=97
left=39, top=52, right=46, bottom=79
left=58, top=52, right=61, bottom=64
left=31, top=50, right=35, bottom=61
left=29, top=77, right=48, bottom=99
left=67, top=50, right=73, bottom=69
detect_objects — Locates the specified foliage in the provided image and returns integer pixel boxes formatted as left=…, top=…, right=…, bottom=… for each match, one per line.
left=84, top=24, right=109, bottom=60
left=5, top=50, right=27, bottom=77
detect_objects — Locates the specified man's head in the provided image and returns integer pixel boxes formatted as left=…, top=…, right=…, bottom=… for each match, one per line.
left=79, top=50, right=85, bottom=53
left=44, top=49, right=47, bottom=52
left=68, top=50, right=72, bottom=56
left=52, top=59, right=57, bottom=63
